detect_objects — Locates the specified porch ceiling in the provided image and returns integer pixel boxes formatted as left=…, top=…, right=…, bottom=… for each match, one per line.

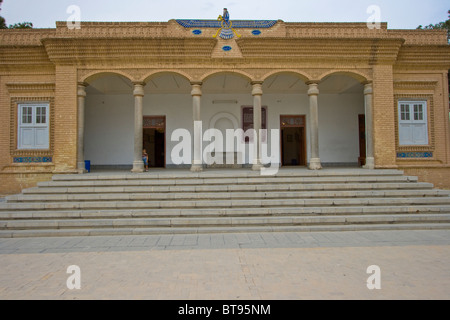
left=85, top=73, right=363, bottom=95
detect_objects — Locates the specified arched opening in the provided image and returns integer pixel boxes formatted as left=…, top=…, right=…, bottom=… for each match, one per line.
left=84, top=73, right=134, bottom=170
left=318, top=74, right=365, bottom=166
left=143, top=72, right=191, bottom=168
left=202, top=72, right=253, bottom=167
left=263, top=73, right=309, bottom=167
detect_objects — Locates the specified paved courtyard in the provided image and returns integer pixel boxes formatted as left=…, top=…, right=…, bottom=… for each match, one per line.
left=0, top=229, right=449, bottom=300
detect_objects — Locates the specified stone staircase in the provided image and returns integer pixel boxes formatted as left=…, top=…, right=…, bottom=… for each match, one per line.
left=1, top=168, right=450, bottom=238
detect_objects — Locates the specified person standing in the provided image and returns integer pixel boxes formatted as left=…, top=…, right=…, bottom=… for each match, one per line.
left=142, top=149, right=149, bottom=172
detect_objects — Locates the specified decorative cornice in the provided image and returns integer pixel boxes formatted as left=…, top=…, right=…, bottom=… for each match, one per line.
left=41, top=38, right=217, bottom=64
left=236, top=38, right=404, bottom=64
left=1, top=21, right=447, bottom=46
left=6, top=83, right=55, bottom=94
left=393, top=80, right=438, bottom=91
left=396, top=45, right=450, bottom=68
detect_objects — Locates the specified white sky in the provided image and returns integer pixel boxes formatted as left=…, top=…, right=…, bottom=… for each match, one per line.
left=1, top=0, right=448, bottom=29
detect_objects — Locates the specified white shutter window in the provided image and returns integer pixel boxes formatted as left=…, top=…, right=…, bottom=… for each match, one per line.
left=18, top=103, right=50, bottom=150
left=398, top=101, right=428, bottom=146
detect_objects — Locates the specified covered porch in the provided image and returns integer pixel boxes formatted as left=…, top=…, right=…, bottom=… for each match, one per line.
left=76, top=70, right=375, bottom=174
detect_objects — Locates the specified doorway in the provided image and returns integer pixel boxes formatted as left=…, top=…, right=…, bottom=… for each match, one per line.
left=358, top=114, right=366, bottom=166
left=143, top=116, right=166, bottom=168
left=280, top=115, right=306, bottom=166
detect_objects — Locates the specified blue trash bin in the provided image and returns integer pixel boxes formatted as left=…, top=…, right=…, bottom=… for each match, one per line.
left=84, top=160, right=91, bottom=173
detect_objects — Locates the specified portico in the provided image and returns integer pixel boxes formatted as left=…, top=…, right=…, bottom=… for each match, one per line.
left=75, top=71, right=371, bottom=173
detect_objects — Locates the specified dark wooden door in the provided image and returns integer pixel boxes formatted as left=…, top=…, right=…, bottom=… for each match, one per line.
left=155, top=130, right=165, bottom=168
left=280, top=115, right=306, bottom=167
left=358, top=114, right=366, bottom=166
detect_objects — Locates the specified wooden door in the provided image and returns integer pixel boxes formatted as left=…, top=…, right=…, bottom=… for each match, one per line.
left=280, top=115, right=306, bottom=166
left=143, top=116, right=166, bottom=168
left=358, top=114, right=366, bottom=166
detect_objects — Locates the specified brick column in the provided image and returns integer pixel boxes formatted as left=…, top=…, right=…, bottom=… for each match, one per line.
left=53, top=65, right=78, bottom=173
left=372, top=65, right=396, bottom=167
left=363, top=82, right=375, bottom=169
left=307, top=82, right=322, bottom=170
left=77, top=82, right=87, bottom=173
left=252, top=81, right=263, bottom=171
left=191, top=82, right=203, bottom=172
left=131, top=82, right=145, bottom=173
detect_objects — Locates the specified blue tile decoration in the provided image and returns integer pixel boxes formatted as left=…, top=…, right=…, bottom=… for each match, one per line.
left=177, top=9, right=277, bottom=40
left=13, top=157, right=52, bottom=163
left=192, top=29, right=202, bottom=35
left=396, top=152, right=433, bottom=158
left=222, top=46, right=232, bottom=52
left=176, top=20, right=277, bottom=29
left=252, top=30, right=262, bottom=35
left=219, top=28, right=235, bottom=40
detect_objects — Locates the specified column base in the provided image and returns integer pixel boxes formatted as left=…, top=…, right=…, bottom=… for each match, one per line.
left=131, top=161, right=145, bottom=173
left=77, top=163, right=87, bottom=174
left=308, top=158, right=322, bottom=170
left=363, top=157, right=375, bottom=170
left=252, top=159, right=263, bottom=171
left=190, top=164, right=203, bottom=172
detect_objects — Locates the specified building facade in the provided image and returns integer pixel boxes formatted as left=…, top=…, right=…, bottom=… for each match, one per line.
left=1, top=11, right=450, bottom=194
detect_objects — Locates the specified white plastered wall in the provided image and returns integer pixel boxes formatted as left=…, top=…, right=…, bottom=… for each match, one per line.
left=84, top=92, right=364, bottom=166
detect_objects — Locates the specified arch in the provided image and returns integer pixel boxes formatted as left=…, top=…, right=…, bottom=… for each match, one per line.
left=318, top=70, right=370, bottom=84
left=209, top=112, right=239, bottom=130
left=81, top=71, right=135, bottom=85
left=141, top=70, right=193, bottom=84
left=262, top=70, right=311, bottom=83
left=201, top=70, right=254, bottom=83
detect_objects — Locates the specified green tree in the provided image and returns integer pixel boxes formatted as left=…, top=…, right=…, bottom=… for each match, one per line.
left=417, top=10, right=450, bottom=43
left=8, top=22, right=33, bottom=29
left=0, top=0, right=7, bottom=29
left=0, top=0, right=33, bottom=29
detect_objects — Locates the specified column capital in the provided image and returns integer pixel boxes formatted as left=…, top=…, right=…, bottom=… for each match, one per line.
left=307, top=82, right=319, bottom=96
left=77, top=82, right=87, bottom=97
left=363, top=82, right=373, bottom=95
left=251, top=81, right=263, bottom=96
left=133, top=82, right=145, bottom=97
left=191, top=82, right=202, bottom=96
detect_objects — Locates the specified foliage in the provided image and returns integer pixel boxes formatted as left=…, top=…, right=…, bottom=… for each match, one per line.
left=417, top=10, right=450, bottom=44
left=8, top=22, right=33, bottom=29
left=0, top=0, right=33, bottom=29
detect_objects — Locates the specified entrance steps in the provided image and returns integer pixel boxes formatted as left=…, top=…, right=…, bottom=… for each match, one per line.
left=1, top=168, right=450, bottom=238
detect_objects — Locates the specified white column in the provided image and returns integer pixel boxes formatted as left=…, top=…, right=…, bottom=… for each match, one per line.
left=252, top=81, right=263, bottom=171
left=131, top=82, right=145, bottom=173
left=363, top=82, right=375, bottom=169
left=307, top=82, right=322, bottom=170
left=77, top=83, right=87, bottom=174
left=191, top=82, right=203, bottom=172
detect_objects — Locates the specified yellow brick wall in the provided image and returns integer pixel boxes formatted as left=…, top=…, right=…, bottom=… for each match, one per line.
left=402, top=167, right=450, bottom=190
left=0, top=172, right=53, bottom=195
left=373, top=64, right=397, bottom=167
left=53, top=65, right=78, bottom=173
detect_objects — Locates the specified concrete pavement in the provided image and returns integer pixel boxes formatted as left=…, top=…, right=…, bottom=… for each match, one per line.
left=1, top=230, right=450, bottom=300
